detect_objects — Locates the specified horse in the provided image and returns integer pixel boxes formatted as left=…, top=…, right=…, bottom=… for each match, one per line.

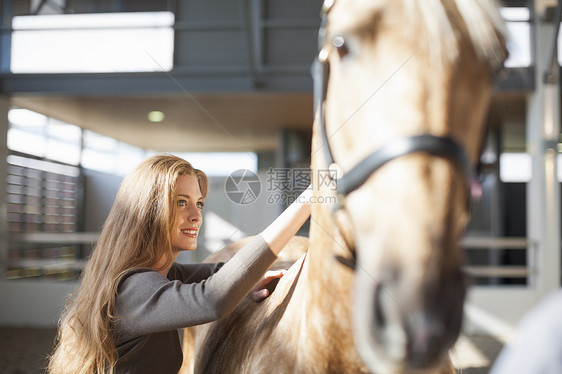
left=180, top=0, right=507, bottom=372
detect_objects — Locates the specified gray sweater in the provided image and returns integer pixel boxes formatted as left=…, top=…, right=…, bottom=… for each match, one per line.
left=113, top=235, right=276, bottom=373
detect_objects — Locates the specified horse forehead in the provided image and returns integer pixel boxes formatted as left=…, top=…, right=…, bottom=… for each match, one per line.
left=329, top=0, right=387, bottom=30
left=332, top=0, right=386, bottom=14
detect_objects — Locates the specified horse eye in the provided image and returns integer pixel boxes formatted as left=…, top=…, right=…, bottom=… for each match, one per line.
left=333, top=36, right=349, bottom=59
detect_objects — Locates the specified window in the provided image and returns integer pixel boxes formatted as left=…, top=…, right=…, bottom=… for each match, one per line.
left=8, top=108, right=81, bottom=165
left=172, top=152, right=258, bottom=176
left=46, top=118, right=82, bottom=165
left=5, top=107, right=148, bottom=280
left=6, top=155, right=81, bottom=234
left=10, top=12, right=174, bottom=73
left=82, top=130, right=147, bottom=176
left=5, top=155, right=83, bottom=281
left=500, top=6, right=531, bottom=68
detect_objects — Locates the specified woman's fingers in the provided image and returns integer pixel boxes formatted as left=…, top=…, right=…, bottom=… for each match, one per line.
left=252, top=269, right=287, bottom=302
left=252, top=289, right=270, bottom=302
left=263, top=269, right=286, bottom=280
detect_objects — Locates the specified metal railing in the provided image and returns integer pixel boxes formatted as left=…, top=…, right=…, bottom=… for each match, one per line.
left=461, top=236, right=532, bottom=280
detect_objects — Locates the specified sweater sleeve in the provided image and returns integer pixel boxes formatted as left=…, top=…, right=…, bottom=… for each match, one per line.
left=167, top=262, right=224, bottom=283
left=113, top=235, right=276, bottom=343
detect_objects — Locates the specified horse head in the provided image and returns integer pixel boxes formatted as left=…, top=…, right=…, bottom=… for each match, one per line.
left=312, top=0, right=507, bottom=371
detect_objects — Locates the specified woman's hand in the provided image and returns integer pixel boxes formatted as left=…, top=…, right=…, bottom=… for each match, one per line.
left=251, top=269, right=287, bottom=302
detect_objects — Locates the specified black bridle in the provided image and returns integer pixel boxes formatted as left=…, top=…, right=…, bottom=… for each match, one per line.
left=313, top=0, right=474, bottom=207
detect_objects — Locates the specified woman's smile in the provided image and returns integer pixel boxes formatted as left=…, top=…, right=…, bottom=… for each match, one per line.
left=181, top=228, right=199, bottom=238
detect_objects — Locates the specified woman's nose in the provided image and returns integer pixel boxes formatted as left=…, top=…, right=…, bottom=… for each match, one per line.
left=189, top=206, right=202, bottom=223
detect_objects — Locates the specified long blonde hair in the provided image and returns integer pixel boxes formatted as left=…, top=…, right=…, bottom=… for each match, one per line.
left=48, top=155, right=208, bottom=374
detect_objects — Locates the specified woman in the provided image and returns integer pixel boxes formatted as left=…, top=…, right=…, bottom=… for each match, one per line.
left=48, top=154, right=311, bottom=374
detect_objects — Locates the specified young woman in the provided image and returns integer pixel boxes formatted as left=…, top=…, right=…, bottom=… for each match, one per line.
left=48, top=154, right=311, bottom=374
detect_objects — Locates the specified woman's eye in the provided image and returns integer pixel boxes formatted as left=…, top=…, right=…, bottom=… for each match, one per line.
left=197, top=201, right=205, bottom=210
left=177, top=200, right=187, bottom=207
left=333, top=36, right=349, bottom=59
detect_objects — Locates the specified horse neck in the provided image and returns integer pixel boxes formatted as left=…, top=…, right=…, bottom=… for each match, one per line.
left=304, top=195, right=355, bottom=305
left=282, top=162, right=360, bottom=368
left=299, top=132, right=356, bottom=324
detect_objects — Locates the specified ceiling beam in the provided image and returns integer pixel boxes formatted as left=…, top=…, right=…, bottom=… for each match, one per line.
left=0, top=70, right=313, bottom=95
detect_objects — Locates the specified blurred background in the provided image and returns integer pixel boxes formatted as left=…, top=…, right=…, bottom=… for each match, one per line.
left=0, top=0, right=560, bottom=372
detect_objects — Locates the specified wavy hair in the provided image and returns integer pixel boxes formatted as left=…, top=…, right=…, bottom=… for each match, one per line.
left=48, top=154, right=208, bottom=374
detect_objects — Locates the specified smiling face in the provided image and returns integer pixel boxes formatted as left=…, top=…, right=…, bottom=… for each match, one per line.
left=171, top=174, right=204, bottom=252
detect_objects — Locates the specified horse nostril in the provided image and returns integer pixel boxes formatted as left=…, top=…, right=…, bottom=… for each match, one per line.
left=373, top=283, right=386, bottom=330
left=371, top=281, right=409, bottom=362
left=372, top=268, right=401, bottom=332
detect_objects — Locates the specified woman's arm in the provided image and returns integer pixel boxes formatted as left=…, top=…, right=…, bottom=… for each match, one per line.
left=261, top=185, right=312, bottom=255
left=167, top=262, right=224, bottom=283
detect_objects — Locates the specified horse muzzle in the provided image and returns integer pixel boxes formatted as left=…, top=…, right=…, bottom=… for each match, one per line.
left=353, top=264, right=466, bottom=372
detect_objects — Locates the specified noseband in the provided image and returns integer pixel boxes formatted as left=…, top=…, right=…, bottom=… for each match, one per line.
left=313, top=0, right=474, bottom=206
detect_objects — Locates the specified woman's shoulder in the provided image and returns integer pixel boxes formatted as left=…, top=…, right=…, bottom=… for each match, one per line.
left=117, top=267, right=166, bottom=292
left=116, top=262, right=222, bottom=292
left=167, top=262, right=224, bottom=283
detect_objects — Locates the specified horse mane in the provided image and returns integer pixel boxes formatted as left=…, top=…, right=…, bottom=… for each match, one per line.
left=411, top=0, right=508, bottom=70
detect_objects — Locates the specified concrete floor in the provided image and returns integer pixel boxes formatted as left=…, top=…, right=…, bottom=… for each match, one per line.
left=451, top=334, right=504, bottom=374
left=0, top=327, right=502, bottom=374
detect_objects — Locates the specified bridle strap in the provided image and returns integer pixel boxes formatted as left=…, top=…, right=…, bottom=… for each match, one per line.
left=337, top=134, right=472, bottom=196
left=313, top=58, right=333, bottom=168
left=314, top=1, right=335, bottom=170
